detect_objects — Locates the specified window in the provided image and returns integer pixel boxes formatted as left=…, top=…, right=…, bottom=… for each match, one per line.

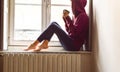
left=9, top=0, right=43, bottom=45
left=14, top=0, right=42, bottom=41
left=8, top=0, right=89, bottom=46
left=8, top=0, right=72, bottom=46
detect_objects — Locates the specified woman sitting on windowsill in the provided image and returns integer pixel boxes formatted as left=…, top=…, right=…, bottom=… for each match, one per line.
left=24, top=0, right=89, bottom=51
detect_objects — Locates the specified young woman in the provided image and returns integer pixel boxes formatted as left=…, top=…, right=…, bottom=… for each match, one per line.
left=24, top=0, right=89, bottom=51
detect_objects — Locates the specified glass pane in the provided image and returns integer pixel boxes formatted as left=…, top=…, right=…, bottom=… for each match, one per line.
left=51, top=0, right=71, bottom=5
left=51, top=6, right=72, bottom=29
left=50, top=6, right=72, bottom=41
left=85, top=0, right=89, bottom=15
left=15, top=0, right=41, bottom=4
left=14, top=5, right=42, bottom=40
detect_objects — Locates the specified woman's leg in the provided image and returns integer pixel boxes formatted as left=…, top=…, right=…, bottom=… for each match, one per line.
left=37, top=22, right=77, bottom=51
left=24, top=22, right=60, bottom=51
left=37, top=22, right=61, bottom=42
left=25, top=22, right=77, bottom=51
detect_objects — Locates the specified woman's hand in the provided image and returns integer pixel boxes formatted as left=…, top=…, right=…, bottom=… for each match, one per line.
left=63, top=9, right=70, bottom=18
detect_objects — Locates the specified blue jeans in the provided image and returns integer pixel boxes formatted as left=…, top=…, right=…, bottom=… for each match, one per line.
left=37, top=22, right=78, bottom=51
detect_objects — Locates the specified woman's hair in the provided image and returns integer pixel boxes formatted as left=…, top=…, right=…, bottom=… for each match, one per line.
left=63, top=9, right=70, bottom=14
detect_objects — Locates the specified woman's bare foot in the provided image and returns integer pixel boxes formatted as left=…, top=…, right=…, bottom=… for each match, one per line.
left=24, top=44, right=37, bottom=51
left=33, top=44, right=48, bottom=51
left=24, top=40, right=40, bottom=51
left=33, top=40, right=49, bottom=51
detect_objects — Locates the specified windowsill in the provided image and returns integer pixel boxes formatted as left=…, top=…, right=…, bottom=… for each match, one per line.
left=0, top=46, right=91, bottom=54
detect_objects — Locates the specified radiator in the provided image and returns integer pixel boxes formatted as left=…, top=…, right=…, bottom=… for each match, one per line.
left=3, top=52, right=91, bottom=72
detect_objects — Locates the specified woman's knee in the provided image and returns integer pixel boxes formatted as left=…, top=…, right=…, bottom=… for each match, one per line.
left=49, top=22, right=60, bottom=28
left=51, top=22, right=60, bottom=27
left=47, top=22, right=57, bottom=31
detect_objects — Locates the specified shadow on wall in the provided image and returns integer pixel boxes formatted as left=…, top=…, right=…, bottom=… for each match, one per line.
left=0, top=0, right=4, bottom=51
left=0, top=55, right=3, bottom=72
left=0, top=0, right=4, bottom=71
left=91, top=3, right=102, bottom=72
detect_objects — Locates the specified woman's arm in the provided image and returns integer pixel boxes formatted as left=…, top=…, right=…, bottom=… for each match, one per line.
left=63, top=16, right=74, bottom=33
left=63, top=10, right=74, bottom=33
left=70, top=13, right=89, bottom=38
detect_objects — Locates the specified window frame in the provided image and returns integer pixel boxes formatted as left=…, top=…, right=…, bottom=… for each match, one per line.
left=7, top=0, right=90, bottom=48
left=8, top=0, right=48, bottom=46
left=8, top=0, right=71, bottom=46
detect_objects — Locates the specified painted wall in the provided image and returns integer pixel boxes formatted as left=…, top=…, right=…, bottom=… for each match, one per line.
left=0, top=1, right=4, bottom=72
left=92, top=0, right=120, bottom=72
left=0, top=0, right=4, bottom=51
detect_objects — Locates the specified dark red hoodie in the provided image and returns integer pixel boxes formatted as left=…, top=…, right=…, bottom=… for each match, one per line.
left=63, top=0, right=89, bottom=50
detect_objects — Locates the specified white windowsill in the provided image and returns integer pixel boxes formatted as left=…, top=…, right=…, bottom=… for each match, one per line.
left=0, top=46, right=91, bottom=54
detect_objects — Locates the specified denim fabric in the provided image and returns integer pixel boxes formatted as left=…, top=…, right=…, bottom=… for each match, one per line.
left=37, top=22, right=79, bottom=51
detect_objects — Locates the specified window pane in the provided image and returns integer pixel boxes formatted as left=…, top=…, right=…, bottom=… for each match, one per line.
left=50, top=6, right=72, bottom=41
left=51, top=6, right=72, bottom=29
left=85, top=0, right=89, bottom=15
left=15, top=0, right=41, bottom=4
left=14, top=5, right=42, bottom=40
left=51, top=0, right=71, bottom=5
left=50, top=0, right=71, bottom=41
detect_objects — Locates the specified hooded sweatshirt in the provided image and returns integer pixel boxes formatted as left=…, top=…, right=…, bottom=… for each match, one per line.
left=63, top=0, right=89, bottom=50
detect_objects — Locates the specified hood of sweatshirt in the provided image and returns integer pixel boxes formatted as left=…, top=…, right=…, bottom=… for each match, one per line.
left=71, top=0, right=87, bottom=17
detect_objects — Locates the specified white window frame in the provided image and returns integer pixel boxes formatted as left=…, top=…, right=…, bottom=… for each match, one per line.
left=7, top=0, right=90, bottom=47
left=8, top=0, right=71, bottom=46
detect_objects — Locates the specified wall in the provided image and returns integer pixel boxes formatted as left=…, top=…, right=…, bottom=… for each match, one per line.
left=92, top=0, right=120, bottom=72
left=0, top=55, right=3, bottom=72
left=0, top=0, right=4, bottom=51
left=0, top=1, right=4, bottom=72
